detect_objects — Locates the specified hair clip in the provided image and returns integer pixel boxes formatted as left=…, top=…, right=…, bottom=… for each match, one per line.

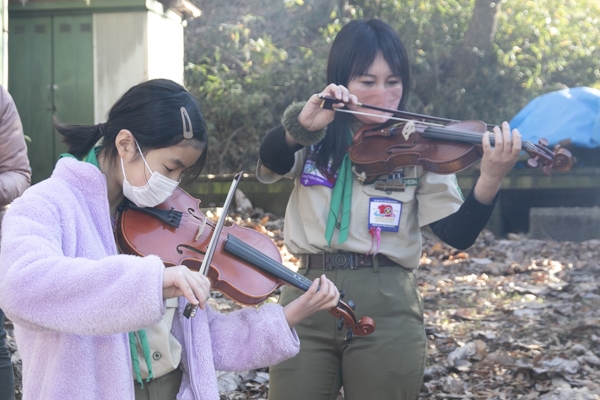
left=180, top=107, right=193, bottom=139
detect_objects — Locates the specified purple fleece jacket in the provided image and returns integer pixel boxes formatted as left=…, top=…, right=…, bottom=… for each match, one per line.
left=0, top=158, right=300, bottom=400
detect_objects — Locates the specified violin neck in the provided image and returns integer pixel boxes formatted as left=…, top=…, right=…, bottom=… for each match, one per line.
left=423, top=127, right=527, bottom=149
left=223, top=234, right=314, bottom=291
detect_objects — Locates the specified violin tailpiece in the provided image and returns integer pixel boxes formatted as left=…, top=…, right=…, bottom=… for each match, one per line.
left=127, top=203, right=183, bottom=228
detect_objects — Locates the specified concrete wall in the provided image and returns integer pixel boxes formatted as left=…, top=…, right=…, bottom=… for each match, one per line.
left=529, top=207, right=600, bottom=242
left=93, top=10, right=184, bottom=123
left=93, top=12, right=147, bottom=123
left=184, top=167, right=600, bottom=241
left=147, top=10, right=183, bottom=84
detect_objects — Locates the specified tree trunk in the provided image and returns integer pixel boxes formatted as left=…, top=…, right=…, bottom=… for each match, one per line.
left=450, top=0, right=501, bottom=79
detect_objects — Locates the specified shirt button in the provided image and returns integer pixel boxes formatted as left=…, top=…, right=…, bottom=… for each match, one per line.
left=152, top=351, right=161, bottom=361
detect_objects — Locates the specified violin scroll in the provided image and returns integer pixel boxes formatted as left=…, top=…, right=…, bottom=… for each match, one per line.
left=523, top=138, right=573, bottom=176
left=551, top=147, right=574, bottom=172
left=329, top=300, right=376, bottom=340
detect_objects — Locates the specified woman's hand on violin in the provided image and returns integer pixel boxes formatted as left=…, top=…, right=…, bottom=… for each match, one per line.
left=282, top=274, right=340, bottom=328
left=474, top=121, right=522, bottom=205
left=162, top=265, right=211, bottom=310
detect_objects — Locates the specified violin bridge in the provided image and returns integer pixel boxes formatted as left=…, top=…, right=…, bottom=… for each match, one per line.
left=351, top=166, right=367, bottom=184
left=195, top=216, right=207, bottom=241
left=402, top=120, right=416, bottom=140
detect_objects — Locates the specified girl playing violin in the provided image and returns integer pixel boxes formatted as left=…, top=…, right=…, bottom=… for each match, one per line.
left=257, top=19, right=521, bottom=400
left=0, top=79, right=339, bottom=400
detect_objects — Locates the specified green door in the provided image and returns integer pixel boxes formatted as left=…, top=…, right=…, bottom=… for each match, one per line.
left=52, top=15, right=94, bottom=140
left=9, top=16, right=54, bottom=184
left=9, top=14, right=93, bottom=184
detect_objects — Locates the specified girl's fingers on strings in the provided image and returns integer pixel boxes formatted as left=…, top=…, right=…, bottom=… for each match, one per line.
left=493, top=125, right=504, bottom=149
left=511, top=129, right=522, bottom=156
left=502, top=122, right=512, bottom=152
left=318, top=275, right=340, bottom=306
left=481, top=131, right=492, bottom=153
left=307, top=276, right=320, bottom=294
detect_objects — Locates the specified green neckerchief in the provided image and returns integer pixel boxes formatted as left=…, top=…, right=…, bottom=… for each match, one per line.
left=129, top=330, right=154, bottom=387
left=60, top=147, right=154, bottom=386
left=324, top=138, right=353, bottom=247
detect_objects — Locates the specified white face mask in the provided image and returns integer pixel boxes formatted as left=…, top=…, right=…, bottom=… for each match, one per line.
left=121, top=141, right=180, bottom=208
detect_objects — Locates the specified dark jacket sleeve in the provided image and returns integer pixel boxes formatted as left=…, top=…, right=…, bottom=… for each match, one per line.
left=429, top=188, right=498, bottom=250
left=259, top=125, right=303, bottom=175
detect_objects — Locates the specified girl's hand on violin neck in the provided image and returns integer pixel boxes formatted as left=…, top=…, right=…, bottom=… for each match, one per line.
left=282, top=274, right=340, bottom=328
left=162, top=265, right=211, bottom=310
left=474, top=121, right=522, bottom=205
left=298, top=84, right=358, bottom=132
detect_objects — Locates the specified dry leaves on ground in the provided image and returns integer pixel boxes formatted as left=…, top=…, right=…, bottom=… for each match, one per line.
left=5, top=192, right=600, bottom=400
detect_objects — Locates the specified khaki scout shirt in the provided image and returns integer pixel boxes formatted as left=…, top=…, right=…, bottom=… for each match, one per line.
left=257, top=148, right=463, bottom=269
left=132, top=298, right=182, bottom=380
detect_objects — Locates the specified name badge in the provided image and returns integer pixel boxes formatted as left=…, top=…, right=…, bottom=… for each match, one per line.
left=368, top=197, right=402, bottom=232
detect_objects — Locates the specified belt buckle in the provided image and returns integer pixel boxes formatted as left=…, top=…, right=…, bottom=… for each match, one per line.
left=323, top=252, right=355, bottom=270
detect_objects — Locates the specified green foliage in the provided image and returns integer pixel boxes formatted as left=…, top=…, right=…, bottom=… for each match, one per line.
left=184, top=0, right=600, bottom=174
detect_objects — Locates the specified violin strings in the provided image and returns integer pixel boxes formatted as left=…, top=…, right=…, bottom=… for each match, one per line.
left=425, top=127, right=530, bottom=149
left=146, top=211, right=248, bottom=244
left=225, top=235, right=313, bottom=289
left=425, top=127, right=556, bottom=160
left=179, top=212, right=243, bottom=232
left=162, top=191, right=235, bottom=231
left=424, top=127, right=490, bottom=142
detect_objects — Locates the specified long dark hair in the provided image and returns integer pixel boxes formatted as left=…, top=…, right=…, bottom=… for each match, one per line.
left=315, top=19, right=411, bottom=173
left=55, top=79, right=208, bottom=181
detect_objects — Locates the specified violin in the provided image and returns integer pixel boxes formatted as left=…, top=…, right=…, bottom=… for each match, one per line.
left=319, top=95, right=573, bottom=184
left=115, top=180, right=375, bottom=340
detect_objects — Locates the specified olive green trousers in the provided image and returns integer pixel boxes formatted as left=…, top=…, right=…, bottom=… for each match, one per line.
left=268, top=265, right=426, bottom=400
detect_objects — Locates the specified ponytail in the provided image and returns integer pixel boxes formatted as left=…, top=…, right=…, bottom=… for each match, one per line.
left=54, top=119, right=104, bottom=159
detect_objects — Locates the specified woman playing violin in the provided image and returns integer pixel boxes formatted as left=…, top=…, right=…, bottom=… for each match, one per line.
left=0, top=79, right=339, bottom=400
left=257, top=19, right=521, bottom=400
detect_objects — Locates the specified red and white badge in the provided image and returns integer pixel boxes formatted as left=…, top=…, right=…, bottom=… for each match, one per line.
left=368, top=197, right=402, bottom=232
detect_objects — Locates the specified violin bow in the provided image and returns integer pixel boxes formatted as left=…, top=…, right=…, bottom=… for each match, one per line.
left=183, top=171, right=244, bottom=318
left=317, top=94, right=498, bottom=131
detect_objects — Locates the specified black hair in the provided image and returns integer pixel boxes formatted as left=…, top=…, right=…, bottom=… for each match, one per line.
left=55, top=79, right=208, bottom=182
left=315, top=19, right=411, bottom=173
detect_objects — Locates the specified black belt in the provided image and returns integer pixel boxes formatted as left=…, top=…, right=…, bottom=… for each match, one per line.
left=299, top=252, right=399, bottom=270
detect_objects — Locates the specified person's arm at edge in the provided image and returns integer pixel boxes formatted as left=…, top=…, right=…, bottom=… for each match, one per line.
left=0, top=86, right=31, bottom=206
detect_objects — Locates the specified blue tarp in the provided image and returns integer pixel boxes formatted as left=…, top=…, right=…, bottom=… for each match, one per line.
left=509, top=86, right=600, bottom=149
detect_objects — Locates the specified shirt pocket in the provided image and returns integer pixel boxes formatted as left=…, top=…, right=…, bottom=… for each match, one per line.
left=295, top=183, right=329, bottom=224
